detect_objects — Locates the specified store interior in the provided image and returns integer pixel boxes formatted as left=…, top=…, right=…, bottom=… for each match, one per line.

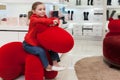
left=0, top=0, right=120, bottom=80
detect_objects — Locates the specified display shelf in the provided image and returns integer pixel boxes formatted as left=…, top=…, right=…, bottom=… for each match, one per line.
left=66, top=5, right=94, bottom=9
left=61, top=0, right=105, bottom=39
left=0, top=26, right=28, bottom=31
left=65, top=5, right=104, bottom=9
left=67, top=21, right=103, bottom=25
left=107, top=6, right=120, bottom=9
left=0, top=0, right=106, bottom=41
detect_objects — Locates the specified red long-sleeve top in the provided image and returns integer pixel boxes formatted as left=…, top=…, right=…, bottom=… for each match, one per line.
left=24, top=14, right=54, bottom=46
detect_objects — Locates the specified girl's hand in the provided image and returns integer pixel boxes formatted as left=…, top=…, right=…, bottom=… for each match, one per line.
left=49, top=18, right=59, bottom=27
left=53, top=19, right=59, bottom=25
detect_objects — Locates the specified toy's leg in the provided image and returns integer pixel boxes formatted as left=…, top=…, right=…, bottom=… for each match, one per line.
left=0, top=65, right=24, bottom=80
left=44, top=51, right=58, bottom=79
left=25, top=55, right=44, bottom=80
left=44, top=70, right=58, bottom=79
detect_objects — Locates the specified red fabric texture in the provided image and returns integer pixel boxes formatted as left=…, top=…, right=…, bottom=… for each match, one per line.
left=37, top=27, right=74, bottom=53
left=0, top=42, right=58, bottom=80
left=103, top=18, right=120, bottom=66
left=44, top=71, right=58, bottom=79
left=106, top=18, right=120, bottom=37
left=108, top=18, right=120, bottom=33
left=103, top=36, right=120, bottom=65
left=25, top=55, right=44, bottom=80
left=0, top=42, right=26, bottom=80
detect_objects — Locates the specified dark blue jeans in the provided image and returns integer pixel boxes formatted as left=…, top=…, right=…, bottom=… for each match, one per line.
left=23, top=41, right=60, bottom=68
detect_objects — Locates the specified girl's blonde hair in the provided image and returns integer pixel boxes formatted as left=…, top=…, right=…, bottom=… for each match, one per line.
left=28, top=2, right=43, bottom=19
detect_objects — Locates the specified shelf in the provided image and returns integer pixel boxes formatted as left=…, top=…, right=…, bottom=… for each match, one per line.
left=0, top=25, right=28, bottom=31
left=65, top=5, right=104, bottom=9
left=107, top=6, right=120, bottom=9
left=66, top=21, right=103, bottom=25
left=66, top=5, right=94, bottom=9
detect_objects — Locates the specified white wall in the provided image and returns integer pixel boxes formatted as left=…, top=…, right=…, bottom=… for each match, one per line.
left=6, top=3, right=31, bottom=17
left=0, top=0, right=59, bottom=4
left=6, top=3, right=53, bottom=17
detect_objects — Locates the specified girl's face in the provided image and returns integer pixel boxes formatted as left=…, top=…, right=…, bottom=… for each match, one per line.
left=33, top=4, right=46, bottom=17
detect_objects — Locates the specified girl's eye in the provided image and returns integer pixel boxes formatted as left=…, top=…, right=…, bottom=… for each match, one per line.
left=39, top=8, right=45, bottom=11
left=43, top=8, right=46, bottom=10
left=39, top=9, right=42, bottom=11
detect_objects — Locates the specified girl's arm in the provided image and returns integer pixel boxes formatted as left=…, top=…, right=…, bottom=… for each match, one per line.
left=31, top=17, right=54, bottom=25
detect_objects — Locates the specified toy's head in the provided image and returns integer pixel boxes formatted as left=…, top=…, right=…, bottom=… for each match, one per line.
left=37, top=27, right=74, bottom=53
left=108, top=18, right=120, bottom=32
left=106, top=18, right=120, bottom=37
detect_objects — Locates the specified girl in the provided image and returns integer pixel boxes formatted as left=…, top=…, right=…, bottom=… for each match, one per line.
left=23, top=2, right=65, bottom=71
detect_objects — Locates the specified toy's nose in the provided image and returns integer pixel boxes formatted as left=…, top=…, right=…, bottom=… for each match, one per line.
left=37, top=27, right=74, bottom=53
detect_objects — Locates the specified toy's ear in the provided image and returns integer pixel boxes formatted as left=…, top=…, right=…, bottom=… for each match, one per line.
left=37, top=27, right=74, bottom=53
left=109, top=18, right=113, bottom=21
left=108, top=17, right=120, bottom=32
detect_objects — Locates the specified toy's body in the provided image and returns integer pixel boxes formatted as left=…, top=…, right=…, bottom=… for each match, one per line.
left=0, top=42, right=57, bottom=80
left=0, top=27, right=74, bottom=80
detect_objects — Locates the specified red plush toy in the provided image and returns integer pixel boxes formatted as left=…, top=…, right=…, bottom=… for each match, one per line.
left=0, top=27, right=74, bottom=80
left=103, top=18, right=120, bottom=67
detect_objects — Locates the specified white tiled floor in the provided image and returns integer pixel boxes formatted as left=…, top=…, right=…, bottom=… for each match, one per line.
left=16, top=39, right=103, bottom=80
